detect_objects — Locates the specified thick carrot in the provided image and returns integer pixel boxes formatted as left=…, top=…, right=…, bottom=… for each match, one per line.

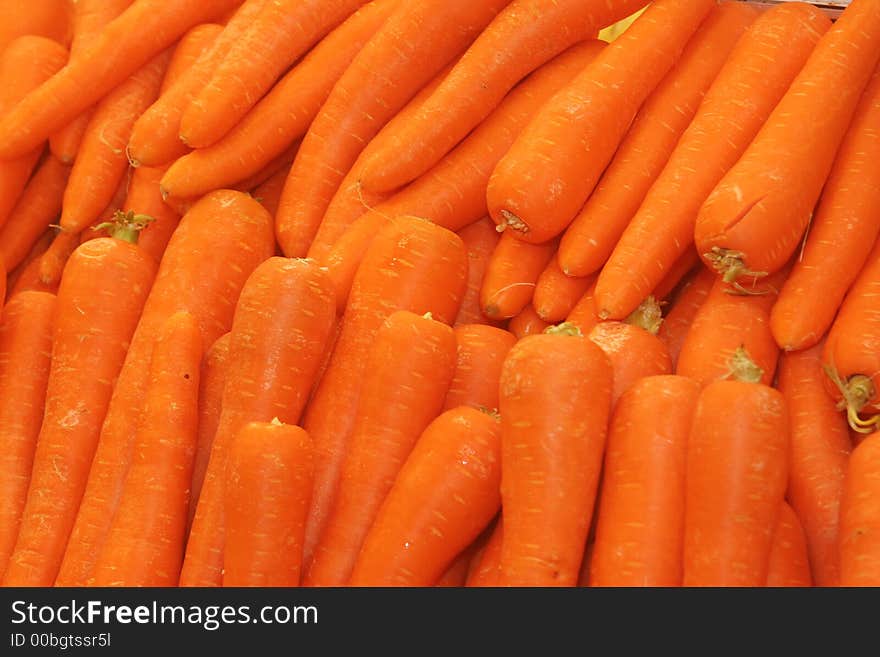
left=47, top=0, right=132, bottom=164
left=357, top=0, right=649, bottom=194
left=533, top=258, right=594, bottom=324
left=0, top=0, right=73, bottom=53
left=0, top=0, right=241, bottom=160
left=443, top=324, right=516, bottom=412
left=558, top=2, right=757, bottom=277
left=223, top=421, right=313, bottom=587
left=455, top=218, right=501, bottom=327
left=466, top=517, right=503, bottom=587
left=487, top=0, right=715, bottom=245
left=305, top=311, right=456, bottom=586
left=181, top=257, right=336, bottom=587
left=274, top=0, right=510, bottom=257
left=508, top=304, right=549, bottom=340
left=839, top=431, right=880, bottom=586
left=55, top=190, right=274, bottom=587
left=778, top=343, right=851, bottom=586
left=683, top=372, right=790, bottom=586
left=0, top=36, right=68, bottom=230
left=126, top=0, right=268, bottom=168
left=481, top=233, right=557, bottom=321
left=498, top=324, right=613, bottom=586
left=564, top=282, right=600, bottom=335
left=162, top=1, right=393, bottom=199
left=0, top=291, right=56, bottom=579
left=121, top=166, right=180, bottom=263
left=302, top=217, right=467, bottom=567
left=594, top=4, right=830, bottom=319
left=658, top=265, right=715, bottom=369
left=766, top=502, right=812, bottom=587
left=822, top=239, right=880, bottom=433
left=590, top=375, right=700, bottom=587
left=2, top=223, right=157, bottom=586
left=350, top=406, right=502, bottom=586
left=696, top=0, right=880, bottom=284
left=0, top=156, right=70, bottom=272
left=90, top=312, right=201, bottom=587
left=771, top=67, right=880, bottom=352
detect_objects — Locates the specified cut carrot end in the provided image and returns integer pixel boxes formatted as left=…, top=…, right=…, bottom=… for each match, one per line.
left=543, top=322, right=583, bottom=337
left=625, top=295, right=663, bottom=335
left=724, top=346, right=763, bottom=384
left=93, top=210, right=154, bottom=245
left=499, top=209, right=529, bottom=235
left=476, top=406, right=501, bottom=422
left=823, top=366, right=878, bottom=434
left=705, top=247, right=767, bottom=286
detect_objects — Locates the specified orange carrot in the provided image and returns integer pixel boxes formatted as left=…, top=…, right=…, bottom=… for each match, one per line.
left=466, top=517, right=503, bottom=587
left=350, top=406, right=502, bottom=586
left=90, top=311, right=201, bottom=586
left=766, top=502, right=813, bottom=587
left=558, top=1, right=757, bottom=277
left=435, top=545, right=478, bottom=588
left=564, top=282, right=600, bottom=335
left=223, top=421, right=313, bottom=587
left=498, top=324, right=613, bottom=586
left=481, top=233, right=557, bottom=321
left=455, top=218, right=502, bottom=327
left=55, top=190, right=274, bottom=587
left=443, top=324, right=516, bottom=412
left=36, top=230, right=81, bottom=289
left=696, top=0, right=880, bottom=284
left=160, top=23, right=223, bottom=95
left=652, top=248, right=700, bottom=304
left=251, top=163, right=291, bottom=219
left=5, top=230, right=54, bottom=298
left=121, top=166, right=180, bottom=263
left=590, top=375, right=700, bottom=587
left=533, top=258, right=594, bottom=324
left=595, top=4, right=830, bottom=319
left=181, top=257, right=336, bottom=587
left=839, top=431, right=880, bottom=586
left=0, top=0, right=73, bottom=53
left=0, top=291, right=56, bottom=579
left=508, top=304, right=549, bottom=340
left=658, top=265, right=715, bottom=369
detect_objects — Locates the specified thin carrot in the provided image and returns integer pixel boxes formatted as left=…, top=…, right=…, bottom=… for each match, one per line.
left=274, top=0, right=510, bottom=257
left=435, top=544, right=479, bottom=588
left=481, top=233, right=557, bottom=321
left=595, top=3, right=830, bottom=319
left=36, top=230, right=80, bottom=289
left=5, top=230, right=54, bottom=297
left=356, top=0, right=649, bottom=194
left=90, top=312, right=201, bottom=587
left=466, top=517, right=503, bottom=587
left=696, top=0, right=880, bottom=284
left=443, top=324, right=516, bottom=413
left=0, top=291, right=56, bottom=579
left=590, top=375, right=700, bottom=587
left=839, top=431, right=880, bottom=586
left=558, top=1, right=757, bottom=277
left=454, top=218, right=501, bottom=327
left=658, top=265, right=715, bottom=369
left=652, top=248, right=700, bottom=305
left=533, top=258, right=594, bottom=324
left=2, top=219, right=157, bottom=587
left=350, top=406, right=502, bottom=587
left=508, top=304, right=549, bottom=340
left=0, top=0, right=73, bottom=53
left=161, top=23, right=223, bottom=95
left=766, top=502, right=813, bottom=587
left=498, top=323, right=613, bottom=586
left=55, top=190, right=274, bottom=587
left=121, top=166, right=180, bottom=263
left=302, top=217, right=467, bottom=567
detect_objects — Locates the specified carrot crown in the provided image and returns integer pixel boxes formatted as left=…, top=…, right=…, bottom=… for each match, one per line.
left=723, top=346, right=763, bottom=385
left=543, top=322, right=583, bottom=337
left=93, top=210, right=155, bottom=245
left=625, top=295, right=663, bottom=335
left=704, top=246, right=768, bottom=292
left=823, top=365, right=879, bottom=434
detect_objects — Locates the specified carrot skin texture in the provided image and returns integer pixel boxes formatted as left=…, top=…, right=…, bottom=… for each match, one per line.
left=0, top=292, right=56, bottom=579
left=533, top=258, right=594, bottom=324
left=160, top=22, right=223, bottom=95
left=658, top=266, right=715, bottom=369
left=508, top=304, right=550, bottom=340
left=443, top=324, right=516, bottom=412
left=5, top=230, right=54, bottom=298
left=2, top=237, right=157, bottom=586
left=839, top=432, right=880, bottom=586
left=90, top=312, right=201, bottom=587
left=121, top=165, right=180, bottom=263
left=350, top=407, right=502, bottom=586
left=0, top=0, right=73, bottom=53
left=564, top=283, right=600, bottom=335
left=55, top=190, right=274, bottom=587
left=683, top=381, right=789, bottom=587
left=590, top=375, right=700, bottom=587
left=466, top=518, right=503, bottom=587
left=558, top=1, right=758, bottom=277
left=595, top=4, right=831, bottom=319
left=498, top=331, right=613, bottom=586
left=455, top=218, right=502, bottom=327
left=766, top=502, right=813, bottom=587
left=224, top=422, right=314, bottom=587
left=481, top=233, right=556, bottom=321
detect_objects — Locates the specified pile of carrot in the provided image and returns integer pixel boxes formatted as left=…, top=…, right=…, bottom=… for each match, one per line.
left=0, top=0, right=879, bottom=588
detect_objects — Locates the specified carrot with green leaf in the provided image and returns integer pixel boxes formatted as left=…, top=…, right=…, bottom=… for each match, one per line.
left=120, top=166, right=180, bottom=263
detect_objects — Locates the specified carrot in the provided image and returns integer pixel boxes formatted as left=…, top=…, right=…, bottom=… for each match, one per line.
left=55, top=190, right=274, bottom=587
left=350, top=406, right=502, bottom=586
left=0, top=156, right=70, bottom=273
left=357, top=0, right=649, bottom=194
left=47, top=0, right=133, bottom=164
left=161, top=2, right=393, bottom=199
left=302, top=217, right=467, bottom=567
left=0, top=291, right=56, bottom=579
left=223, top=421, right=313, bottom=587
left=36, top=230, right=81, bottom=289
left=0, top=0, right=72, bottom=53
left=508, top=304, right=549, bottom=340
left=564, top=282, right=600, bottom=335
left=658, top=265, right=715, bottom=369
left=121, top=166, right=180, bottom=263
left=594, top=4, right=830, bottom=320
left=455, top=218, right=501, bottom=327
left=161, top=23, right=223, bottom=95
left=822, top=239, right=880, bottom=433
left=481, top=233, right=557, bottom=321
left=5, top=230, right=54, bottom=298
left=777, top=343, right=851, bottom=587
left=533, top=258, right=594, bottom=324
left=590, top=375, right=700, bottom=587
left=771, top=66, right=880, bottom=352
left=443, top=324, right=516, bottom=413
left=2, top=219, right=157, bottom=586
left=696, top=0, right=880, bottom=284
left=189, top=332, right=230, bottom=528
left=305, top=311, right=456, bottom=586
left=766, top=502, right=812, bottom=587
left=126, top=0, right=268, bottom=168
left=498, top=323, right=613, bottom=586
left=435, top=546, right=477, bottom=588
left=487, top=0, right=715, bottom=246
left=839, top=431, right=880, bottom=586
left=0, top=36, right=68, bottom=230
left=466, top=517, right=503, bottom=587
left=274, top=0, right=510, bottom=257
left=652, top=247, right=700, bottom=305
left=558, top=1, right=757, bottom=277
left=90, top=312, right=201, bottom=587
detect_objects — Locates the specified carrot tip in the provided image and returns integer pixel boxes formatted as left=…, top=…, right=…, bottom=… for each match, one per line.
left=704, top=247, right=767, bottom=286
